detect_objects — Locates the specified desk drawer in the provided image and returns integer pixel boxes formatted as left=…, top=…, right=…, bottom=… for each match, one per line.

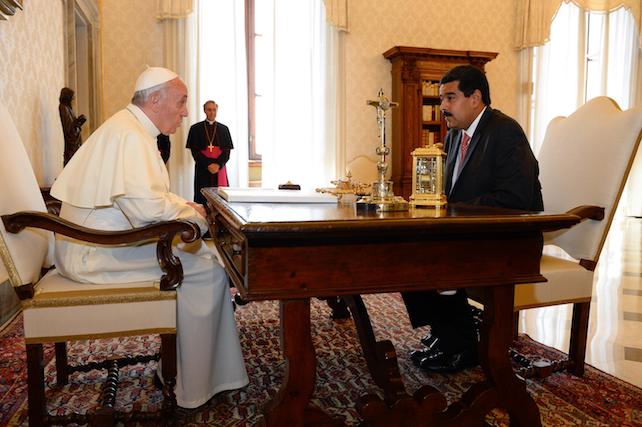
left=212, top=215, right=246, bottom=287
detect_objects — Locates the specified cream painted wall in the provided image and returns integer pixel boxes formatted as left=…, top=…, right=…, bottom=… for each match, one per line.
left=0, top=0, right=65, bottom=187
left=101, top=0, right=163, bottom=118
left=344, top=0, right=519, bottom=183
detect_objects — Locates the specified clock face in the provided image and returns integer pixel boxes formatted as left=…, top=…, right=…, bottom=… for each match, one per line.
left=415, top=157, right=437, bottom=194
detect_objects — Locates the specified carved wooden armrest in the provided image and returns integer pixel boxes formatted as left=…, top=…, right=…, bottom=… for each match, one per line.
left=566, top=205, right=605, bottom=221
left=2, top=211, right=201, bottom=291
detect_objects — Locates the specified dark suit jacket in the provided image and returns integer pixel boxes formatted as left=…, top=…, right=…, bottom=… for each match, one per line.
left=444, top=107, right=543, bottom=211
left=401, top=108, right=543, bottom=338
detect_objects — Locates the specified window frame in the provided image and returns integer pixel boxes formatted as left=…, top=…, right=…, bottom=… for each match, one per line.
left=245, top=0, right=261, bottom=162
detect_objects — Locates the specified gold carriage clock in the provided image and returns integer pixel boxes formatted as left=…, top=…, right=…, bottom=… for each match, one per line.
left=409, top=142, right=447, bottom=207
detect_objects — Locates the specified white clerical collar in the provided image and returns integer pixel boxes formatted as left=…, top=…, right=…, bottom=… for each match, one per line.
left=126, top=104, right=161, bottom=138
left=205, top=119, right=216, bottom=125
left=464, top=106, right=487, bottom=138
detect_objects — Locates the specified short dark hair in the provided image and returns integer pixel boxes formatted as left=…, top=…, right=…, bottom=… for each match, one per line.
left=203, top=100, right=217, bottom=109
left=440, top=65, right=491, bottom=106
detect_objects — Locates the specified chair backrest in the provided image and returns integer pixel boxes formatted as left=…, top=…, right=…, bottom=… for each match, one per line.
left=539, top=97, right=642, bottom=263
left=0, top=101, right=52, bottom=287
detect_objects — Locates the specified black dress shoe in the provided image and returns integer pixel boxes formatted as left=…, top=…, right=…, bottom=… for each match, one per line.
left=410, top=348, right=433, bottom=366
left=409, top=336, right=442, bottom=366
left=419, top=347, right=478, bottom=373
left=420, top=334, right=439, bottom=351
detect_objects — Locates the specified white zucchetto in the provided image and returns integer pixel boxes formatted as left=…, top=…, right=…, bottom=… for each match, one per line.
left=134, top=66, right=178, bottom=91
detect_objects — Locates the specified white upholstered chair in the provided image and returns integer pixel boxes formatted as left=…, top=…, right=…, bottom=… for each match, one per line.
left=512, top=97, right=642, bottom=376
left=0, top=101, right=199, bottom=426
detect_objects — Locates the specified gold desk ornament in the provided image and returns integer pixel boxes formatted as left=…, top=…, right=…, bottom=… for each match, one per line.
left=409, top=142, right=447, bottom=208
left=356, top=89, right=409, bottom=212
left=316, top=171, right=371, bottom=204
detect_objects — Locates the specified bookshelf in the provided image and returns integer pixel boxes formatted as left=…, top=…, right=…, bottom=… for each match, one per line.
left=383, top=46, right=498, bottom=200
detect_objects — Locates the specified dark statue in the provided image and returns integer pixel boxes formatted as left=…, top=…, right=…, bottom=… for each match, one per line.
left=59, top=87, right=86, bottom=166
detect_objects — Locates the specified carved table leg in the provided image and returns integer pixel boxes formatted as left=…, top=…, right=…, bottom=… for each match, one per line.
left=478, top=285, right=542, bottom=427
left=343, top=295, right=450, bottom=426
left=348, top=287, right=543, bottom=427
left=343, top=295, right=407, bottom=402
left=263, top=299, right=342, bottom=427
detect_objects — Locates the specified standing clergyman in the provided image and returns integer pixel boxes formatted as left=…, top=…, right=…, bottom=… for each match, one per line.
left=186, top=100, right=234, bottom=205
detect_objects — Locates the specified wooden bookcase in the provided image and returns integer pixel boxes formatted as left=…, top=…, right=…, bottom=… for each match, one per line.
left=384, top=47, right=498, bottom=200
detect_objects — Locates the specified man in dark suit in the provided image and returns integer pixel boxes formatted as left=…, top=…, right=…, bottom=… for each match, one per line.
left=186, top=100, right=234, bottom=205
left=403, top=65, right=543, bottom=373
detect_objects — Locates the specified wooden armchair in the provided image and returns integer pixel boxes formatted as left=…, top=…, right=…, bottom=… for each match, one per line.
left=470, top=97, right=642, bottom=377
left=0, top=102, right=198, bottom=426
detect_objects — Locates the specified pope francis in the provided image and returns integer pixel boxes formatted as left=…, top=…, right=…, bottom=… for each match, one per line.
left=50, top=67, right=249, bottom=409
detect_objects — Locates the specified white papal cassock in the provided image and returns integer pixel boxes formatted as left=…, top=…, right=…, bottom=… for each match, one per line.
left=51, top=104, right=248, bottom=409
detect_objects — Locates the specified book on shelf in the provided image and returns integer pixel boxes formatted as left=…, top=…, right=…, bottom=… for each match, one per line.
left=422, top=81, right=439, bottom=96
left=421, top=130, right=437, bottom=146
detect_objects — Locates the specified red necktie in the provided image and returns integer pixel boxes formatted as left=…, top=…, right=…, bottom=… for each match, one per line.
left=460, top=131, right=471, bottom=162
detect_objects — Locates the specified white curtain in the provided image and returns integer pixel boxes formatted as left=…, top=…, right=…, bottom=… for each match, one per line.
left=157, top=0, right=193, bottom=19
left=514, top=0, right=642, bottom=49
left=606, top=7, right=640, bottom=108
left=612, top=8, right=642, bottom=215
left=260, top=0, right=337, bottom=190
left=523, top=2, right=642, bottom=213
left=196, top=0, right=249, bottom=188
left=158, top=5, right=197, bottom=200
left=528, top=2, right=583, bottom=156
left=323, top=0, right=348, bottom=31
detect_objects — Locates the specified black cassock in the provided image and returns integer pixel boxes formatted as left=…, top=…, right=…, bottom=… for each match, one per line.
left=157, top=134, right=171, bottom=164
left=186, top=121, right=234, bottom=205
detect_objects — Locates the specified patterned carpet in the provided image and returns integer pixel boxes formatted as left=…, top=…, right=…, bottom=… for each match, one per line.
left=1, top=293, right=641, bottom=426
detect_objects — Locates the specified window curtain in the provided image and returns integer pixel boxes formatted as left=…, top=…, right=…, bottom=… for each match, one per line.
left=324, top=0, right=349, bottom=181
left=605, top=7, right=640, bottom=109
left=527, top=2, right=583, bottom=156
left=323, top=0, right=348, bottom=31
left=196, top=0, right=249, bottom=188
left=514, top=0, right=642, bottom=49
left=519, top=1, right=642, bottom=214
left=157, top=0, right=193, bottom=19
left=615, top=6, right=642, bottom=215
left=261, top=0, right=338, bottom=190
left=157, top=0, right=197, bottom=200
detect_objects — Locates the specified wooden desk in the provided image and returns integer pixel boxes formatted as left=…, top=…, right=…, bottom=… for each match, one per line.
left=203, top=188, right=580, bottom=426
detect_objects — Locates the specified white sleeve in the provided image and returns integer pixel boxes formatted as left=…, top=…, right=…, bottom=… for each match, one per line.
left=115, top=193, right=209, bottom=234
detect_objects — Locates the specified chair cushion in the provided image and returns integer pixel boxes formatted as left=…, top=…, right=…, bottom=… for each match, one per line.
left=22, top=269, right=176, bottom=343
left=514, top=254, right=594, bottom=310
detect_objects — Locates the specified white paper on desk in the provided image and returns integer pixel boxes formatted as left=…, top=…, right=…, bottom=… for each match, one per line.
left=218, top=187, right=337, bottom=203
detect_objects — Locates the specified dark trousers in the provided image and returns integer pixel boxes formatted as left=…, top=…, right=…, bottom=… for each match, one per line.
left=401, top=289, right=477, bottom=354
